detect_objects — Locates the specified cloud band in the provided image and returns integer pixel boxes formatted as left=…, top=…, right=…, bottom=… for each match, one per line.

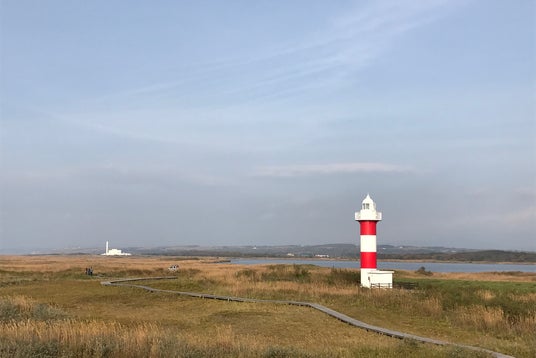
left=254, top=162, right=412, bottom=177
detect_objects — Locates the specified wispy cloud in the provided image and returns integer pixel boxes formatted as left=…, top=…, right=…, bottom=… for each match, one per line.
left=36, top=0, right=461, bottom=146
left=253, top=162, right=413, bottom=177
left=205, top=0, right=457, bottom=103
left=81, top=0, right=458, bottom=109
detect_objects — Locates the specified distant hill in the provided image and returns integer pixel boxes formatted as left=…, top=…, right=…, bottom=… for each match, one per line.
left=131, top=244, right=535, bottom=263
left=378, top=250, right=536, bottom=263
left=13, top=244, right=535, bottom=263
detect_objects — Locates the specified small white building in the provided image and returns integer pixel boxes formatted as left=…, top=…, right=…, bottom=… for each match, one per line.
left=367, top=270, right=394, bottom=288
left=101, top=241, right=131, bottom=256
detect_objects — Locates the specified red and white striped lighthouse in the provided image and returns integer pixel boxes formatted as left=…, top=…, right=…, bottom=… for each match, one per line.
left=355, top=194, right=382, bottom=288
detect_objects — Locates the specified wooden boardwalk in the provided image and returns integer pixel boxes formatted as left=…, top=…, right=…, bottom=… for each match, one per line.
left=101, top=277, right=513, bottom=358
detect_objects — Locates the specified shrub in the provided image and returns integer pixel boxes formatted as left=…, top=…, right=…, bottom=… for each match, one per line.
left=261, top=265, right=311, bottom=283
left=326, top=268, right=360, bottom=285
left=415, top=266, right=433, bottom=276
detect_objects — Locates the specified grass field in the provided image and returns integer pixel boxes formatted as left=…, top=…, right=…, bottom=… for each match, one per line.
left=1, top=255, right=535, bottom=357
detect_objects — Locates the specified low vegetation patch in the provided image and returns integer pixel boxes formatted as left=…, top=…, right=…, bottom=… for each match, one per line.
left=325, top=268, right=361, bottom=285
left=261, top=265, right=312, bottom=283
left=0, top=296, right=67, bottom=322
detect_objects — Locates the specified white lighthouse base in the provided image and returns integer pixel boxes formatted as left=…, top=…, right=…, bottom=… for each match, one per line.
left=361, top=269, right=394, bottom=288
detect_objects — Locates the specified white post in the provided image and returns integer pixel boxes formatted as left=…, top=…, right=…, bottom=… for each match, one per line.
left=106, top=241, right=109, bottom=255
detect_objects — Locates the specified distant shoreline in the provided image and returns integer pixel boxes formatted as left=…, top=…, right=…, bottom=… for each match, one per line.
left=1, top=253, right=535, bottom=266
left=217, top=256, right=536, bottom=266
left=377, top=258, right=536, bottom=265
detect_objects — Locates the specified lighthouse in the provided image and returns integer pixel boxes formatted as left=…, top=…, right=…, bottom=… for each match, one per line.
left=355, top=194, right=393, bottom=288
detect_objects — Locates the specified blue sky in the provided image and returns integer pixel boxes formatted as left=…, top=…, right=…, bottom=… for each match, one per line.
left=1, top=0, right=535, bottom=252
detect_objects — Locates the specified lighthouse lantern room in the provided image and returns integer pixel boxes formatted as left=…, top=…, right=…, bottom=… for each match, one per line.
left=355, top=194, right=393, bottom=288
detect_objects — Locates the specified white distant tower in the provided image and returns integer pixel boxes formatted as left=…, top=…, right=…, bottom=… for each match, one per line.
left=102, top=241, right=131, bottom=256
left=355, top=194, right=393, bottom=288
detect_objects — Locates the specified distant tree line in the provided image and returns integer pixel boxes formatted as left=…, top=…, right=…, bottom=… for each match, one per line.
left=138, top=248, right=536, bottom=263
left=378, top=250, right=536, bottom=263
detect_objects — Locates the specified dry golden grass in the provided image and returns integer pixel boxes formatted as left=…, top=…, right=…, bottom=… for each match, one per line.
left=1, top=255, right=535, bottom=357
left=455, top=305, right=508, bottom=331
left=0, top=254, right=208, bottom=274
left=476, top=290, right=496, bottom=301
left=402, top=269, right=536, bottom=282
left=1, top=294, right=462, bottom=358
left=508, top=291, right=536, bottom=303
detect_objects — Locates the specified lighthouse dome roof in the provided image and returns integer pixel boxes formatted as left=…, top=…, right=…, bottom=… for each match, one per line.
left=356, top=193, right=381, bottom=221
left=362, top=194, right=374, bottom=205
left=361, top=194, right=376, bottom=211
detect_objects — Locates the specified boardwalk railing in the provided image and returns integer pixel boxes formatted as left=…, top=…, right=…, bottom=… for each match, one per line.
left=393, top=281, right=418, bottom=290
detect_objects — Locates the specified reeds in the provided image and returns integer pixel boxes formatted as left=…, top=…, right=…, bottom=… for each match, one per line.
left=0, top=295, right=67, bottom=322
left=1, top=318, right=186, bottom=357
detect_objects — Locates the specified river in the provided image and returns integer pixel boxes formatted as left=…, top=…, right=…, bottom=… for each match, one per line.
left=229, top=258, right=536, bottom=273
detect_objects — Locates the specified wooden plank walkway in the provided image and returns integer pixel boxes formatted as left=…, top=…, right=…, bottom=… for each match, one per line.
left=101, top=277, right=514, bottom=358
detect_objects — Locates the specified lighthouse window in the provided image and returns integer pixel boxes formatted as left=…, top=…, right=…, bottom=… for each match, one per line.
left=363, top=203, right=370, bottom=209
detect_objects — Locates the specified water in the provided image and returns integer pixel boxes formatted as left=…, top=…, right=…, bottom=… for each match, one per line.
left=229, top=258, right=536, bottom=273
